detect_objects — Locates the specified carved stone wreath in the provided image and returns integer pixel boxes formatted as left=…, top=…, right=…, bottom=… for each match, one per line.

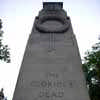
left=35, top=14, right=70, bottom=33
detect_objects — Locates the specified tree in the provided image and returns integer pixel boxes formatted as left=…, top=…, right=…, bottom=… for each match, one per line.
left=83, top=39, right=100, bottom=100
left=0, top=19, right=10, bottom=63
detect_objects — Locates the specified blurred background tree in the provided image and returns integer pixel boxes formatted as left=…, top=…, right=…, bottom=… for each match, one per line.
left=82, top=37, right=100, bottom=100
left=0, top=19, right=10, bottom=63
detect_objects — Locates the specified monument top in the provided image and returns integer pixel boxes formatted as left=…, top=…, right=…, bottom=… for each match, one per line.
left=43, top=2, right=63, bottom=10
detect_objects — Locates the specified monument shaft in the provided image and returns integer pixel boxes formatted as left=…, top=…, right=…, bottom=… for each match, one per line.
left=13, top=2, right=90, bottom=100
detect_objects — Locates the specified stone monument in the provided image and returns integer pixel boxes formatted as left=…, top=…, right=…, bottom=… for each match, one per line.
left=13, top=2, right=90, bottom=100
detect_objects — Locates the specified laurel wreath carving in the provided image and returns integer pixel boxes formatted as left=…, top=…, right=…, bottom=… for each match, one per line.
left=35, top=14, right=70, bottom=33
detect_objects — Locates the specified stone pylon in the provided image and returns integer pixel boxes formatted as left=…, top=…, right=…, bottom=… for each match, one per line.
left=13, top=2, right=90, bottom=100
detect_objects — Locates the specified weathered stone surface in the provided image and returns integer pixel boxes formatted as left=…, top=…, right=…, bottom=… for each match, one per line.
left=13, top=2, right=90, bottom=100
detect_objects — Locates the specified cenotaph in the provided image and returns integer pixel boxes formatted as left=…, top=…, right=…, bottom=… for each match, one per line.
left=13, top=2, right=90, bottom=100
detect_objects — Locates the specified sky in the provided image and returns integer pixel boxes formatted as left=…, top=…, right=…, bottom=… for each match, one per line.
left=0, top=0, right=100, bottom=100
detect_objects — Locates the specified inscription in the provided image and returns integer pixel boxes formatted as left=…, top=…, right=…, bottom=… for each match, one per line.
left=31, top=80, right=66, bottom=88
left=39, top=89, right=64, bottom=98
left=30, top=72, right=70, bottom=99
left=46, top=72, right=59, bottom=78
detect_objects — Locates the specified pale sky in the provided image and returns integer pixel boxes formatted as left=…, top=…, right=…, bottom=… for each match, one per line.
left=0, top=0, right=100, bottom=100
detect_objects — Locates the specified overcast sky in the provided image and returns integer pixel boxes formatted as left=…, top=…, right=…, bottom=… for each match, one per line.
left=0, top=0, right=100, bottom=100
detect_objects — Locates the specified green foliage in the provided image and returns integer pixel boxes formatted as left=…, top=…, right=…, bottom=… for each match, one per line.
left=89, top=84, right=100, bottom=100
left=0, top=19, right=10, bottom=63
left=83, top=39, right=100, bottom=100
